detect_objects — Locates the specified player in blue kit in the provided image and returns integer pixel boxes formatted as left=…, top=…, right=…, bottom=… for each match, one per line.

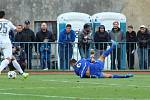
left=70, top=40, right=134, bottom=78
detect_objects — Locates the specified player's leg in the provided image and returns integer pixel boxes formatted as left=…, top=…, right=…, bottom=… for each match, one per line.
left=11, top=56, right=29, bottom=79
left=99, top=40, right=117, bottom=62
left=102, top=73, right=133, bottom=78
left=0, top=46, right=12, bottom=74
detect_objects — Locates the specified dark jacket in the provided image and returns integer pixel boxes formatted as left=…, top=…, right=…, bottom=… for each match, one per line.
left=36, top=30, right=55, bottom=42
left=14, top=32, right=23, bottom=47
left=21, top=28, right=36, bottom=48
left=58, top=29, right=76, bottom=46
left=126, top=31, right=137, bottom=50
left=137, top=29, right=150, bottom=48
left=94, top=31, right=110, bottom=50
left=78, top=30, right=93, bottom=49
left=15, top=32, right=23, bottom=42
left=21, top=28, right=35, bottom=42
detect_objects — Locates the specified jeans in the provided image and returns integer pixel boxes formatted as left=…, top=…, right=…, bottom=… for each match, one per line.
left=78, top=46, right=90, bottom=59
left=138, top=48, right=148, bottom=69
left=58, top=44, right=73, bottom=70
left=111, top=48, right=121, bottom=70
left=40, top=44, right=51, bottom=69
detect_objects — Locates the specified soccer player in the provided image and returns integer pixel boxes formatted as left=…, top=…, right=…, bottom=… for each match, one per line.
left=0, top=10, right=28, bottom=78
left=70, top=40, right=134, bottom=78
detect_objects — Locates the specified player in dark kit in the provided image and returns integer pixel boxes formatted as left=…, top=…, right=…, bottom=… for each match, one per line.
left=70, top=40, right=133, bottom=78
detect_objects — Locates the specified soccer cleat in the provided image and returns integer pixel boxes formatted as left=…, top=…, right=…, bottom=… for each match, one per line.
left=111, top=40, right=117, bottom=48
left=22, top=73, right=29, bottom=79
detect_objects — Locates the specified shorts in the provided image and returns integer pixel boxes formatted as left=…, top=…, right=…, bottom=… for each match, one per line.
left=90, top=60, right=105, bottom=78
left=0, top=39, right=12, bottom=58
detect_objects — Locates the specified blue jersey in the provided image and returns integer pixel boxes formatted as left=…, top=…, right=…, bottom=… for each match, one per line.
left=74, top=58, right=90, bottom=78
left=74, top=58, right=104, bottom=78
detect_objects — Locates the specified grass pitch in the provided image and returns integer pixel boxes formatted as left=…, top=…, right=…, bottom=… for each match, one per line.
left=0, top=74, right=150, bottom=100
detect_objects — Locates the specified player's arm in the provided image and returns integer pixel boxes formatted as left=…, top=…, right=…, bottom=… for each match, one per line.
left=80, top=63, right=89, bottom=78
left=8, top=21, right=20, bottom=32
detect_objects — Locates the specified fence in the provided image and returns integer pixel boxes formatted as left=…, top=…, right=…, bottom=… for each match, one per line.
left=0, top=42, right=149, bottom=71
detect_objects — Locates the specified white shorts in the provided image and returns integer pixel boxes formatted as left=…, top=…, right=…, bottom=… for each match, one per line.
left=0, top=39, right=12, bottom=59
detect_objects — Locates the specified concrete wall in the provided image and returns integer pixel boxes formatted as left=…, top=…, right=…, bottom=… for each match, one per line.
left=0, top=0, right=150, bottom=30
left=0, top=0, right=126, bottom=25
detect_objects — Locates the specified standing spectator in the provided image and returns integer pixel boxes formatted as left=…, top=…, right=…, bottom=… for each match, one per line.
left=137, top=25, right=150, bottom=69
left=78, top=23, right=93, bottom=58
left=109, top=21, right=125, bottom=70
left=21, top=20, right=35, bottom=69
left=94, top=25, right=110, bottom=59
left=147, top=25, right=150, bottom=67
left=14, top=25, right=23, bottom=46
left=126, top=25, right=137, bottom=69
left=58, top=24, right=76, bottom=70
left=36, top=22, right=55, bottom=70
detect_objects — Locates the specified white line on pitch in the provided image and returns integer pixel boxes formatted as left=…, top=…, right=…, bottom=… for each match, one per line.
left=0, top=92, right=145, bottom=100
left=42, top=79, right=150, bottom=88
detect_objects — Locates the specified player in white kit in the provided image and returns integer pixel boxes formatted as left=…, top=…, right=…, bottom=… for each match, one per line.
left=0, top=10, right=28, bottom=78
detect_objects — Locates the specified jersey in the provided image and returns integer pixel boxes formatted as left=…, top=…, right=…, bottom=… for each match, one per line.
left=0, top=18, right=16, bottom=58
left=74, top=58, right=105, bottom=78
left=73, top=58, right=90, bottom=78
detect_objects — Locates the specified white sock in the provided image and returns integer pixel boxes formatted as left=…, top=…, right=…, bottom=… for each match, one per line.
left=0, top=59, right=10, bottom=72
left=12, top=60, right=24, bottom=74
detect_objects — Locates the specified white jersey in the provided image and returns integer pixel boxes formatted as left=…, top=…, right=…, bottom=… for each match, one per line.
left=0, top=18, right=16, bottom=58
left=0, top=18, right=16, bottom=39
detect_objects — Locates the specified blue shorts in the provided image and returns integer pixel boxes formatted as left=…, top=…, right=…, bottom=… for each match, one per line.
left=90, top=60, right=104, bottom=78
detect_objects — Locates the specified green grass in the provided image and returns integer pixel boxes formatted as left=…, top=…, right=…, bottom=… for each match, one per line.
left=0, top=74, right=150, bottom=100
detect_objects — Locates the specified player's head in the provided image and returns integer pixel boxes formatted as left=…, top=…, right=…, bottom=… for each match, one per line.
left=0, top=10, right=5, bottom=18
left=69, top=59, right=77, bottom=67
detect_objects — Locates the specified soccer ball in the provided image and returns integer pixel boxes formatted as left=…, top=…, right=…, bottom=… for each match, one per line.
left=8, top=71, right=17, bottom=79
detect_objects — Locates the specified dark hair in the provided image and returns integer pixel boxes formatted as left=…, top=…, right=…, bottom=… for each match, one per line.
left=0, top=11, right=5, bottom=18
left=69, top=59, right=77, bottom=66
left=84, top=23, right=90, bottom=29
left=17, top=24, right=23, bottom=27
left=66, top=24, right=71, bottom=28
left=128, top=25, right=133, bottom=29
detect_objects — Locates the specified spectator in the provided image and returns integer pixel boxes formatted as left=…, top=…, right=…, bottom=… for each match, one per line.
left=14, top=25, right=23, bottom=46
left=36, top=22, right=55, bottom=70
left=21, top=20, right=36, bottom=69
left=78, top=23, right=93, bottom=58
left=137, top=25, right=150, bottom=69
left=94, top=25, right=110, bottom=59
left=147, top=25, right=150, bottom=67
left=109, top=21, right=125, bottom=70
left=58, top=24, right=76, bottom=70
left=126, top=25, right=137, bottom=69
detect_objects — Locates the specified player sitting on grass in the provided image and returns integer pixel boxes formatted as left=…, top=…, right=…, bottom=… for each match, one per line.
left=70, top=40, right=134, bottom=78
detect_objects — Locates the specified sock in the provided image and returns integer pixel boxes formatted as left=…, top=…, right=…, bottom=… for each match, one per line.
left=12, top=60, right=24, bottom=74
left=112, top=74, right=129, bottom=78
left=102, top=40, right=117, bottom=57
left=102, top=46, right=114, bottom=57
left=0, top=59, right=10, bottom=72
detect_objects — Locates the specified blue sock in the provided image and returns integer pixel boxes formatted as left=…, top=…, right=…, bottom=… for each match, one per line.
left=112, top=74, right=129, bottom=78
left=102, top=47, right=113, bottom=57
left=102, top=40, right=117, bottom=57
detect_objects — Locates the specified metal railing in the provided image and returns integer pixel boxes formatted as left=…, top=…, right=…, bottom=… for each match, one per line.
left=0, top=42, right=149, bottom=71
